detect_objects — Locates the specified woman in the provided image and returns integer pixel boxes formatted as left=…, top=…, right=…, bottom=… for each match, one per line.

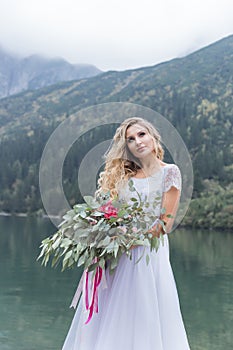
left=62, top=117, right=190, bottom=350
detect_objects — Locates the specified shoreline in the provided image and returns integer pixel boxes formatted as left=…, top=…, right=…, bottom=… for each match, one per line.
left=0, top=211, right=61, bottom=219
left=0, top=211, right=232, bottom=231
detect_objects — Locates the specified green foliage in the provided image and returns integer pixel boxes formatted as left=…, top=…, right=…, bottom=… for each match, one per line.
left=181, top=180, right=233, bottom=229
left=38, top=188, right=167, bottom=274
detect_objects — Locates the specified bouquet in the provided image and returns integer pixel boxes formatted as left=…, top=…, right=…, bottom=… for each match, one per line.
left=38, top=180, right=169, bottom=323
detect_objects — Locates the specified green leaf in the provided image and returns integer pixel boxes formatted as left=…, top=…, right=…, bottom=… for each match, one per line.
left=99, top=258, right=105, bottom=269
left=60, top=238, right=72, bottom=247
left=160, top=207, right=166, bottom=214
left=37, top=244, right=48, bottom=260
left=73, top=222, right=85, bottom=230
left=88, top=262, right=98, bottom=272
left=101, top=236, right=111, bottom=246
left=83, top=195, right=99, bottom=208
left=52, top=254, right=61, bottom=267
left=110, top=257, right=118, bottom=271
left=67, top=256, right=75, bottom=267
left=77, top=252, right=86, bottom=267
left=79, top=211, right=87, bottom=218
left=63, top=250, right=73, bottom=262
left=42, top=253, right=50, bottom=266
left=91, top=211, right=103, bottom=217
left=135, top=247, right=145, bottom=264
left=130, top=197, right=138, bottom=202
left=113, top=244, right=119, bottom=258
left=128, top=187, right=135, bottom=192
left=117, top=209, right=128, bottom=218
left=52, top=236, right=62, bottom=250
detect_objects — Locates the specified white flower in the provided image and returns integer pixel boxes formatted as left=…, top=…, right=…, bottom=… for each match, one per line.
left=119, top=226, right=127, bottom=234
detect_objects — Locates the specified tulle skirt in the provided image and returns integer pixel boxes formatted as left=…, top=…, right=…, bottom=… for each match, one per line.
left=62, top=235, right=190, bottom=350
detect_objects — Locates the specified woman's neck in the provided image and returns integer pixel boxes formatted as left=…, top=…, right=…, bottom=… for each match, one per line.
left=138, top=157, right=162, bottom=177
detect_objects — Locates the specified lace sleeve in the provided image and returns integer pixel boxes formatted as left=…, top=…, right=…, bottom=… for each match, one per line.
left=163, top=165, right=182, bottom=192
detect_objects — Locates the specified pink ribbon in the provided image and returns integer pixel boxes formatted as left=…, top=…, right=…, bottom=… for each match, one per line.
left=84, top=266, right=103, bottom=324
left=70, top=265, right=107, bottom=324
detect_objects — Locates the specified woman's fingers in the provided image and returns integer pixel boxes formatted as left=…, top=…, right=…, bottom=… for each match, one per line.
left=147, top=224, right=162, bottom=238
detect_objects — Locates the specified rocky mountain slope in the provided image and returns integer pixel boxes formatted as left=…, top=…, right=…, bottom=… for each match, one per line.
left=0, top=47, right=101, bottom=98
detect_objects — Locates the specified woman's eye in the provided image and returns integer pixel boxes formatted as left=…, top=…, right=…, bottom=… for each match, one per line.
left=139, top=132, right=145, bottom=137
left=127, top=137, right=134, bottom=143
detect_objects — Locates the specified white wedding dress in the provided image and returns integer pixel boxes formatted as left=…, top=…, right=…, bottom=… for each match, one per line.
left=62, top=164, right=190, bottom=350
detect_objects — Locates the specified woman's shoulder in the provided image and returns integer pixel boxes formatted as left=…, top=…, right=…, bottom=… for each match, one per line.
left=160, top=162, right=180, bottom=172
left=161, top=163, right=181, bottom=192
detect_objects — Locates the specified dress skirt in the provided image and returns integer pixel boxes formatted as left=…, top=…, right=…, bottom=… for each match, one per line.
left=62, top=235, right=190, bottom=350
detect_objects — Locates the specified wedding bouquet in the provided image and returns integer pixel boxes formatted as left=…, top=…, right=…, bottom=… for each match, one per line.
left=38, top=180, right=169, bottom=322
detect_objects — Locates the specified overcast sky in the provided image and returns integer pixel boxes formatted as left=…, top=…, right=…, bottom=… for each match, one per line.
left=1, top=0, right=233, bottom=71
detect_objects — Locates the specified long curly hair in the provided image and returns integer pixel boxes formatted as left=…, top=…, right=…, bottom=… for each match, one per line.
left=96, top=117, right=164, bottom=199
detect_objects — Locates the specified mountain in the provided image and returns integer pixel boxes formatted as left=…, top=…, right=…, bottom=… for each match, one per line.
left=0, top=47, right=101, bottom=98
left=0, top=35, right=232, bottom=228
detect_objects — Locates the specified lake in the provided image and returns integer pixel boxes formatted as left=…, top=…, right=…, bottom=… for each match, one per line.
left=0, top=216, right=232, bottom=349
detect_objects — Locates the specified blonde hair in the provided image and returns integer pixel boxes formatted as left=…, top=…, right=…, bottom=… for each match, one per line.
left=96, top=117, right=164, bottom=199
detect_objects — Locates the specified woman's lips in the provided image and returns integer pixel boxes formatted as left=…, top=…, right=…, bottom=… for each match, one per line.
left=137, top=146, right=146, bottom=152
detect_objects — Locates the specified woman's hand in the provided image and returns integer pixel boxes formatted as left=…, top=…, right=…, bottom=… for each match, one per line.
left=147, top=221, right=165, bottom=238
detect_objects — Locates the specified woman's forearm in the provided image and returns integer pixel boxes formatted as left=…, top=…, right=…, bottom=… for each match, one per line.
left=160, top=186, right=180, bottom=233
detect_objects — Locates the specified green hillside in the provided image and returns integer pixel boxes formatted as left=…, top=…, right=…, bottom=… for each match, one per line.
left=0, top=35, right=232, bottom=229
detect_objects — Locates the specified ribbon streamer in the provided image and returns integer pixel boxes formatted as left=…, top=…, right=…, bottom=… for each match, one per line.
left=70, top=273, right=84, bottom=309
left=70, top=266, right=107, bottom=324
left=84, top=267, right=103, bottom=323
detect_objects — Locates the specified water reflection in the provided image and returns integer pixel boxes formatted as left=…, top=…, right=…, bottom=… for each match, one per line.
left=169, top=229, right=233, bottom=350
left=0, top=216, right=80, bottom=350
left=0, top=217, right=232, bottom=350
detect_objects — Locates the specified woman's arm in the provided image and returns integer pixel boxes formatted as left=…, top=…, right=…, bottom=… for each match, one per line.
left=149, top=186, right=181, bottom=237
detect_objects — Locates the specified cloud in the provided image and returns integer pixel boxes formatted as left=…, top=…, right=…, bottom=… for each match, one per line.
left=1, top=0, right=233, bottom=70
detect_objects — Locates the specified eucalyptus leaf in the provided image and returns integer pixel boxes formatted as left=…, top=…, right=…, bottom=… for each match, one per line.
left=79, top=211, right=87, bottom=218
left=130, top=197, right=138, bottom=202
left=88, top=262, right=99, bottom=272
left=60, top=238, right=72, bottom=247
left=83, top=195, right=99, bottom=208
left=52, top=237, right=62, bottom=250
left=52, top=254, right=61, bottom=268
left=92, top=211, right=104, bottom=217
left=160, top=207, right=166, bottom=215
left=63, top=250, right=73, bottom=262
left=135, top=247, right=145, bottom=264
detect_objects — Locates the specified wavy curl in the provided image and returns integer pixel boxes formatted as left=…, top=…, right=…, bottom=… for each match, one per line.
left=96, top=117, right=164, bottom=199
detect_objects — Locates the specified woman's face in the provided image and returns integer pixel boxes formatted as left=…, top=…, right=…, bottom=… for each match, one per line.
left=125, top=124, right=155, bottom=159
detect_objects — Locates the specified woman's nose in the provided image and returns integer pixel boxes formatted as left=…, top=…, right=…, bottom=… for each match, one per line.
left=135, top=137, right=142, bottom=145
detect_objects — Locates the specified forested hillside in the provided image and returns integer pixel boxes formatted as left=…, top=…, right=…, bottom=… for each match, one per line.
left=0, top=35, right=232, bottom=229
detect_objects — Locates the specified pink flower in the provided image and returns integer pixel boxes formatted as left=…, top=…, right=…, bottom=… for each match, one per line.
left=99, top=201, right=118, bottom=219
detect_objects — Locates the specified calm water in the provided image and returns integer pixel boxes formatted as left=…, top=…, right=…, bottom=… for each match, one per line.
left=0, top=216, right=232, bottom=350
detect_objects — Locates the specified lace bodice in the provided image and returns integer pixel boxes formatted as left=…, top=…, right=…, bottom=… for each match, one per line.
left=118, top=164, right=181, bottom=217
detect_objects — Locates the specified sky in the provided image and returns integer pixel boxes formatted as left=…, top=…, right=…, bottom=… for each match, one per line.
left=1, top=0, right=233, bottom=71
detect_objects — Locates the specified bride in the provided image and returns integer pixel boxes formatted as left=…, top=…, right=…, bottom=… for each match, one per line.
left=62, top=117, right=191, bottom=350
